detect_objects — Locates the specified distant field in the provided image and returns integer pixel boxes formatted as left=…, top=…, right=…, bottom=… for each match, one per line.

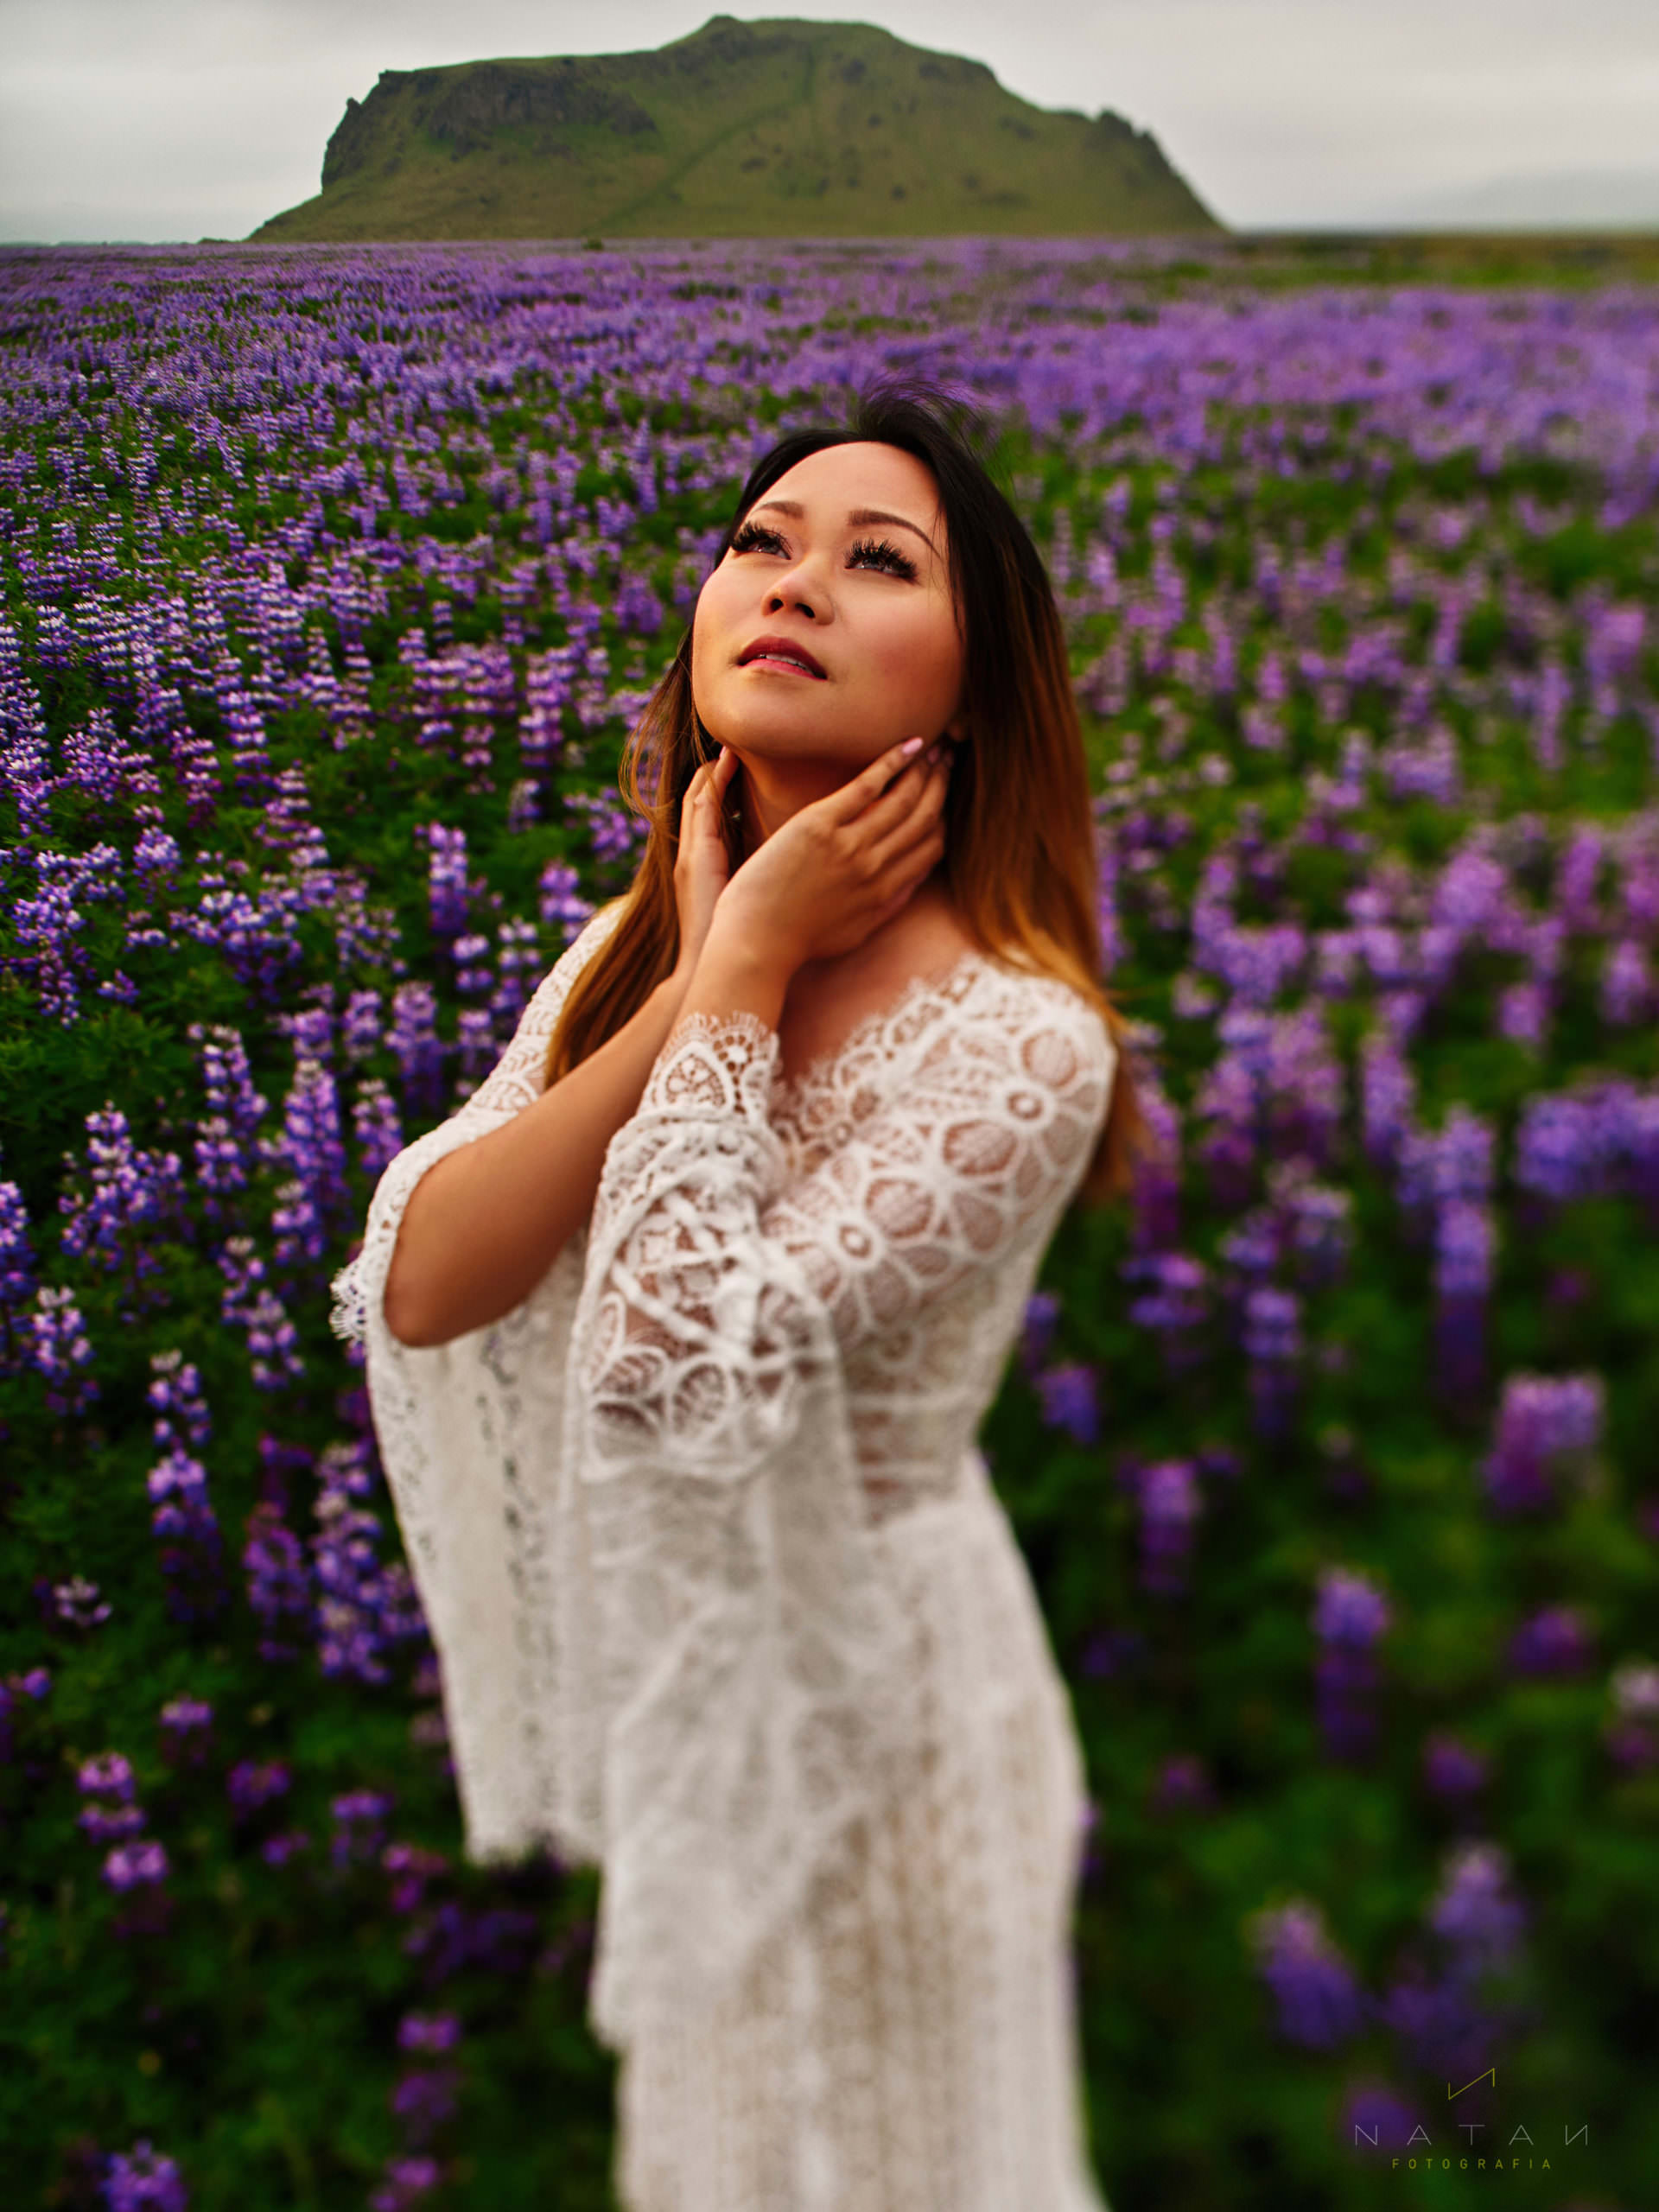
left=3, top=234, right=1658, bottom=2211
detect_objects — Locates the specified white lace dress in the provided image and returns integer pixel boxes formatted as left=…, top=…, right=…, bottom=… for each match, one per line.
left=332, top=898, right=1117, bottom=2212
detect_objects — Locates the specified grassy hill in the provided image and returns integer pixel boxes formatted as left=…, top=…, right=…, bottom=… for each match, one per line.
left=251, top=14, right=1222, bottom=242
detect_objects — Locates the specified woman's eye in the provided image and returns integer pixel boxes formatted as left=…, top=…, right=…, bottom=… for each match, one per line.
left=847, top=536, right=918, bottom=580
left=730, top=522, right=784, bottom=555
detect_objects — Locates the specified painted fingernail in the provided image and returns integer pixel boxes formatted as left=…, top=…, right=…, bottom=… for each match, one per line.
left=900, top=736, right=925, bottom=758
left=925, top=741, right=942, bottom=766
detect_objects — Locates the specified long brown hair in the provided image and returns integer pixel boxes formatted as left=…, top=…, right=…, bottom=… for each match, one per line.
left=543, top=378, right=1151, bottom=1205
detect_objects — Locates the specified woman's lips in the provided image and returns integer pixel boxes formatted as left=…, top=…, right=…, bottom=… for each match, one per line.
left=737, top=634, right=828, bottom=677
left=741, top=653, right=824, bottom=677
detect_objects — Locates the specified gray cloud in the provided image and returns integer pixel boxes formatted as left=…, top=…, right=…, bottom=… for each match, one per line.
left=2, top=0, right=1656, bottom=241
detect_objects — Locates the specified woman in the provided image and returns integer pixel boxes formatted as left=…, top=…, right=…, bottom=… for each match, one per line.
left=333, top=381, right=1147, bottom=2211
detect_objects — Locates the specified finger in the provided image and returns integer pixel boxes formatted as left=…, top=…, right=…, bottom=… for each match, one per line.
left=826, top=735, right=929, bottom=824
left=864, top=756, right=950, bottom=875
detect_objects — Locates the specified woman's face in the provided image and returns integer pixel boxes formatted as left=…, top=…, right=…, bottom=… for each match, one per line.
left=690, top=441, right=964, bottom=779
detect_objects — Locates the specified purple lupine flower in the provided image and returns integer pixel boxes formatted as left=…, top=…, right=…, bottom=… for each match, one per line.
left=369, top=2153, right=444, bottom=2212
left=101, top=2138, right=188, bottom=2212
left=1601, top=937, right=1652, bottom=1026
left=158, top=1695, right=214, bottom=1770
left=1123, top=1250, right=1210, bottom=1373
left=1433, top=1198, right=1497, bottom=1405
left=397, top=2011, right=461, bottom=2055
left=489, top=916, right=540, bottom=1034
left=146, top=1446, right=227, bottom=1626
left=341, top=988, right=385, bottom=1065
left=390, top=2068, right=461, bottom=2143
left=537, top=858, right=594, bottom=946
left=423, top=822, right=469, bottom=942
left=1506, top=1603, right=1595, bottom=1677
left=1249, top=1899, right=1366, bottom=2049
left=0, top=1170, right=39, bottom=1376
left=226, top=1759, right=291, bottom=1821
left=1421, top=1731, right=1490, bottom=1802
left=57, top=1104, right=186, bottom=1313
left=30, top=1286, right=99, bottom=1416
left=384, top=1844, right=450, bottom=1916
left=1034, top=1361, right=1099, bottom=1446
left=311, top=1439, right=424, bottom=1685
left=48, top=1573, right=111, bottom=1629
left=451, top=931, right=493, bottom=997
left=453, top=1006, right=499, bottom=1100
left=1359, top=1027, right=1416, bottom=1171
left=264, top=1057, right=348, bottom=1268
left=216, top=1236, right=304, bottom=1390
left=75, top=1751, right=144, bottom=1840
left=1313, top=1567, right=1392, bottom=1762
left=148, top=1351, right=212, bottom=1452
left=1342, top=2081, right=1422, bottom=2158
left=1018, top=1288, right=1061, bottom=1377
left=102, top=1838, right=168, bottom=1891
left=1480, top=1371, right=1605, bottom=1515
left=261, top=1831, right=313, bottom=1868
left=1428, top=1842, right=1528, bottom=1976
left=386, top=982, right=446, bottom=1120
left=331, top=1788, right=396, bottom=1870
left=1243, top=1284, right=1302, bottom=1438
left=243, top=1500, right=313, bottom=1662
left=1135, top=1459, right=1203, bottom=1597
left=352, top=1078, right=404, bottom=1179
left=79, top=1750, right=137, bottom=1808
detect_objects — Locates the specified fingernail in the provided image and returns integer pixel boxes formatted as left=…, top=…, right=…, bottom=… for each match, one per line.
left=925, top=741, right=942, bottom=766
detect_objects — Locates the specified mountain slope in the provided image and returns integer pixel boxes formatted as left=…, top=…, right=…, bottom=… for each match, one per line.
left=252, top=15, right=1221, bottom=241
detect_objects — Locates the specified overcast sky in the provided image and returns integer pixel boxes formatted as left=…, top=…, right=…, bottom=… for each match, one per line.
left=3, top=0, right=1658, bottom=243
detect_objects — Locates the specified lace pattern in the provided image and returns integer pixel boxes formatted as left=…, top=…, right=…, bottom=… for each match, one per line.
left=344, top=913, right=1119, bottom=2209
left=333, top=898, right=628, bottom=1867
left=564, top=975, right=1116, bottom=2056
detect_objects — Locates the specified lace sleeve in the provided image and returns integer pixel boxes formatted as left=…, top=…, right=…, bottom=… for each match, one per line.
left=331, top=897, right=628, bottom=1869
left=559, top=982, right=1116, bottom=2051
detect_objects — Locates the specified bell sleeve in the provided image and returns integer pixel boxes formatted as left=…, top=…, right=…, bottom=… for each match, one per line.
left=328, top=897, right=629, bottom=1872
left=562, top=981, right=1117, bottom=2051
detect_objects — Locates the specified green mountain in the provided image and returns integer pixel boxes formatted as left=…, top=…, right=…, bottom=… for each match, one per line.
left=251, top=15, right=1222, bottom=241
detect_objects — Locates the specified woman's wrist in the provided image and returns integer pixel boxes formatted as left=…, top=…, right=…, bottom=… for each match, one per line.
left=670, top=919, right=792, bottom=1041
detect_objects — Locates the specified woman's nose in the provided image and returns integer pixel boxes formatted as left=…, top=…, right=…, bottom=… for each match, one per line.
left=766, top=582, right=817, bottom=619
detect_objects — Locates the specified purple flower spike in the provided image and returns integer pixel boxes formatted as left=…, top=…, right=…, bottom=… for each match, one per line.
left=369, top=2154, right=443, bottom=2212
left=1034, top=1360, right=1099, bottom=1446
left=1136, top=1458, right=1203, bottom=1597
left=103, top=1839, right=168, bottom=1892
left=1249, top=1899, right=1366, bottom=2050
left=101, top=2138, right=188, bottom=2212
left=1428, top=1842, right=1528, bottom=1976
left=227, top=1759, right=291, bottom=1821
left=1507, top=1603, right=1595, bottom=1678
left=1421, top=1732, right=1490, bottom=1801
left=1342, top=2081, right=1422, bottom=2158
left=1481, top=1370, right=1605, bottom=1516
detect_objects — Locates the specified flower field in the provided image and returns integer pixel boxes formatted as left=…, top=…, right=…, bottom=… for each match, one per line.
left=3, top=233, right=1657, bottom=2209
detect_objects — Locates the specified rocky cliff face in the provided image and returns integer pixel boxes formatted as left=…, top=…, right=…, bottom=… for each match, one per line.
left=323, top=60, right=658, bottom=188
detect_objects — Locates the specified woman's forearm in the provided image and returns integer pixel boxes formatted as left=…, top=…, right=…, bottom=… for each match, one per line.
left=383, top=971, right=690, bottom=1349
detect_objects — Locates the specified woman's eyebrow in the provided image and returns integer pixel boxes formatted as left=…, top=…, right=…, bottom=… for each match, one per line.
left=750, top=498, right=938, bottom=554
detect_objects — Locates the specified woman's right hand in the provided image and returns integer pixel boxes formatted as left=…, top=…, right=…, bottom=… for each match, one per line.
left=670, top=742, right=742, bottom=992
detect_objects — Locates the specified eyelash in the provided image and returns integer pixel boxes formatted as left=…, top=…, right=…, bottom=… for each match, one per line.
left=728, top=519, right=918, bottom=582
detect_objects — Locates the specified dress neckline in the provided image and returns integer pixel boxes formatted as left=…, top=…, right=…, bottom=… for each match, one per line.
left=772, top=945, right=991, bottom=1104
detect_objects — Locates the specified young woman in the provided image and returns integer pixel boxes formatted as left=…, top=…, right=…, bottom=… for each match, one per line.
left=334, top=381, right=1147, bottom=2212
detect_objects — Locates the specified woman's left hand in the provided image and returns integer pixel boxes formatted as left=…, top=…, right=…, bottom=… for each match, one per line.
left=710, top=735, right=954, bottom=973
